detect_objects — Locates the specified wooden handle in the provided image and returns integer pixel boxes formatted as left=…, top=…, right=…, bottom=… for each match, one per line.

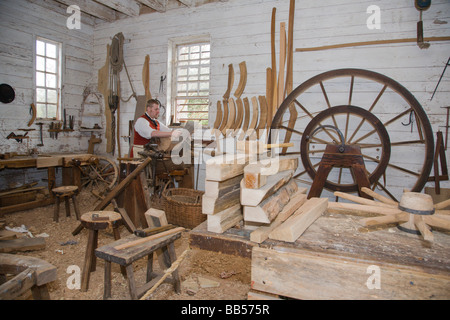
left=114, top=227, right=185, bottom=250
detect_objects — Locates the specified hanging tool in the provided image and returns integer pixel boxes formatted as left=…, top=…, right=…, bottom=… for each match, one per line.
left=36, top=122, right=44, bottom=146
left=415, top=0, right=431, bottom=49
left=431, top=56, right=450, bottom=101
left=159, top=73, right=166, bottom=94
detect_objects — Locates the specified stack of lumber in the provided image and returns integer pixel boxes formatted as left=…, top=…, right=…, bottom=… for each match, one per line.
left=202, top=154, right=248, bottom=233
left=241, top=156, right=327, bottom=243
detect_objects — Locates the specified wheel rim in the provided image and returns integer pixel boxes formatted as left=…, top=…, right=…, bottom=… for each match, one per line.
left=80, top=156, right=118, bottom=196
left=269, top=68, right=434, bottom=201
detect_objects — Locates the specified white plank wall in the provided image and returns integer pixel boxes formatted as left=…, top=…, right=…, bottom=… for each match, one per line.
left=0, top=0, right=95, bottom=188
left=93, top=0, right=450, bottom=196
left=0, top=0, right=448, bottom=197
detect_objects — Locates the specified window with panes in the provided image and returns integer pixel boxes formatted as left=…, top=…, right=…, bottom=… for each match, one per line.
left=35, top=38, right=62, bottom=119
left=174, top=43, right=210, bottom=125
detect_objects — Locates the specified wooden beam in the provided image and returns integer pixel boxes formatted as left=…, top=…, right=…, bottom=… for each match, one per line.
left=137, top=0, right=167, bottom=12
left=243, top=180, right=299, bottom=224
left=94, top=0, right=140, bottom=16
left=250, top=191, right=307, bottom=243
left=269, top=198, right=328, bottom=242
left=177, top=0, right=193, bottom=7
left=54, top=0, right=117, bottom=21
left=296, top=36, right=450, bottom=52
left=207, top=204, right=242, bottom=233
left=240, top=170, right=293, bottom=206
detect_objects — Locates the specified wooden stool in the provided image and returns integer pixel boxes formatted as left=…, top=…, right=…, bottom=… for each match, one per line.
left=80, top=211, right=123, bottom=292
left=95, top=231, right=182, bottom=300
left=52, top=186, right=81, bottom=222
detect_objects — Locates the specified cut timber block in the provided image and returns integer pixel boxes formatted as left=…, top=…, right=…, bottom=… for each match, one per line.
left=205, top=154, right=249, bottom=181
left=204, top=174, right=242, bottom=198
left=144, top=208, right=168, bottom=228
left=0, top=237, right=46, bottom=253
left=207, top=204, right=242, bottom=233
left=244, top=180, right=299, bottom=224
left=241, top=170, right=293, bottom=206
left=250, top=191, right=308, bottom=244
left=202, top=187, right=240, bottom=214
left=244, top=155, right=298, bottom=189
left=269, top=198, right=328, bottom=242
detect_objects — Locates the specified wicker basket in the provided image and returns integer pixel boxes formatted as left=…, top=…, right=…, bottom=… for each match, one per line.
left=163, top=188, right=205, bottom=229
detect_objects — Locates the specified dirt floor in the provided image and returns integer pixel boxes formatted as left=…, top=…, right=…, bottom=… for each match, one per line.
left=1, top=189, right=252, bottom=300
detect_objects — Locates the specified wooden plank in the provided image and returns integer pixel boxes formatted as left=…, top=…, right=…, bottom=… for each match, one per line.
left=240, top=170, right=293, bottom=206
left=243, top=155, right=298, bottom=189
left=114, top=227, right=185, bottom=250
left=327, top=202, right=404, bottom=216
left=205, top=154, right=248, bottom=182
left=251, top=246, right=450, bottom=300
left=250, top=191, right=308, bottom=243
left=243, top=179, right=299, bottom=224
left=269, top=198, right=328, bottom=242
left=207, top=204, right=242, bottom=233
left=204, top=174, right=242, bottom=198
left=94, top=0, right=140, bottom=16
left=202, top=187, right=240, bottom=215
left=0, top=268, right=36, bottom=300
left=0, top=237, right=46, bottom=253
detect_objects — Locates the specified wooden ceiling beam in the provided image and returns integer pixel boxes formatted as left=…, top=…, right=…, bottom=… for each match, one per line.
left=94, top=0, right=140, bottom=17
left=177, top=0, right=193, bottom=7
left=137, top=0, right=167, bottom=13
left=54, top=0, right=117, bottom=21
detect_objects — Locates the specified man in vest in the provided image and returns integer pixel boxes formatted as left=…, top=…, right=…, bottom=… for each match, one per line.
left=131, top=99, right=181, bottom=157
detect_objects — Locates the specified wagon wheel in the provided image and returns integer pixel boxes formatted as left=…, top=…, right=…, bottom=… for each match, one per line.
left=80, top=156, right=119, bottom=198
left=269, top=68, right=434, bottom=202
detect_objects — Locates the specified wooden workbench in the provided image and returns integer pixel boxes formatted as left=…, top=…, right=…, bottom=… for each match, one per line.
left=0, top=153, right=93, bottom=215
left=189, top=211, right=450, bottom=299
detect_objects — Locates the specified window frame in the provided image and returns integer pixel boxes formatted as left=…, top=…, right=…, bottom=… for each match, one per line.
left=168, top=35, right=211, bottom=127
left=34, top=36, right=63, bottom=120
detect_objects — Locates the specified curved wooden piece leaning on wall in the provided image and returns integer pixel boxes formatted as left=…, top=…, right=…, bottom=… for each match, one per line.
left=234, top=61, right=247, bottom=99
left=213, top=100, right=223, bottom=130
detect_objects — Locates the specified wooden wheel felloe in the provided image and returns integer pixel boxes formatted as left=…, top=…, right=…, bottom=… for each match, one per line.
left=269, top=68, right=434, bottom=202
left=80, top=156, right=119, bottom=197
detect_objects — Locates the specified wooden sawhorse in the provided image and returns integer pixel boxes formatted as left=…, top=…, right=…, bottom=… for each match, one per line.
left=308, top=144, right=372, bottom=199
left=95, top=231, right=182, bottom=300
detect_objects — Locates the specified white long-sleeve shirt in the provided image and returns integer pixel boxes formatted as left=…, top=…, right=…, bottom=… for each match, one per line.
left=134, top=113, right=171, bottom=139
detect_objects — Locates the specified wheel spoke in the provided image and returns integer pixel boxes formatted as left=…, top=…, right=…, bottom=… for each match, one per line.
left=319, top=81, right=339, bottom=129
left=347, top=84, right=387, bottom=144
left=353, top=108, right=412, bottom=144
left=362, top=153, right=420, bottom=177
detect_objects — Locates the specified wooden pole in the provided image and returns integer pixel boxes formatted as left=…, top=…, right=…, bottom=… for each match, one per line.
left=139, top=249, right=189, bottom=300
left=296, top=36, right=450, bottom=52
left=114, top=227, right=185, bottom=250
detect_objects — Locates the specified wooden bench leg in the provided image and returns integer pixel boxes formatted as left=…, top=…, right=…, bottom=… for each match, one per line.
left=146, top=253, right=154, bottom=282
left=125, top=264, right=138, bottom=300
left=72, top=194, right=81, bottom=220
left=53, top=197, right=60, bottom=222
left=31, top=284, right=51, bottom=300
left=112, top=226, right=126, bottom=276
left=64, top=196, right=71, bottom=217
left=81, top=229, right=97, bottom=292
left=103, top=261, right=112, bottom=300
left=167, top=243, right=181, bottom=294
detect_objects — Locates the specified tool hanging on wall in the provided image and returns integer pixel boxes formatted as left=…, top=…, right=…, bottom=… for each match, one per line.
left=415, top=0, right=431, bottom=49
left=36, top=122, right=44, bottom=146
left=430, top=56, right=450, bottom=101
